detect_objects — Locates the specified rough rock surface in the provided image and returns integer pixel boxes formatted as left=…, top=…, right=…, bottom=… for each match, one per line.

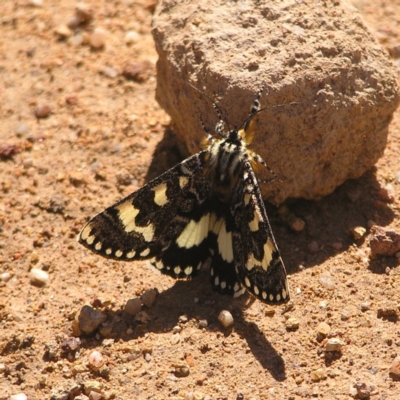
left=152, top=0, right=400, bottom=204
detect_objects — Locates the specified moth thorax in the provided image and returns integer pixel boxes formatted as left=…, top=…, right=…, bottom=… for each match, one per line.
left=208, top=138, right=245, bottom=203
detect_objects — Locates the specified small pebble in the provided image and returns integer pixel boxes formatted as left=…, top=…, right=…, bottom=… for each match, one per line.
left=102, top=66, right=119, bottom=79
left=310, top=368, right=326, bottom=382
left=83, top=380, right=103, bottom=396
left=125, top=30, right=140, bottom=44
left=325, top=338, right=345, bottom=352
left=29, top=268, right=49, bottom=286
left=89, top=391, right=102, bottom=400
left=174, top=363, right=190, bottom=377
left=360, top=301, right=371, bottom=312
left=14, top=123, right=30, bottom=137
left=198, top=319, right=208, bottom=328
left=29, top=0, right=43, bottom=6
left=319, top=273, right=336, bottom=290
left=9, top=394, right=28, bottom=400
left=379, top=184, right=395, bottom=203
left=54, top=24, right=73, bottom=38
left=89, top=28, right=106, bottom=49
left=351, top=226, right=366, bottom=240
left=170, top=333, right=181, bottom=345
left=218, top=310, right=234, bottom=328
left=0, top=271, right=12, bottom=282
left=78, top=305, right=107, bottom=334
left=34, top=104, right=51, bottom=118
left=341, top=311, right=350, bottom=321
left=172, top=325, right=182, bottom=333
left=308, top=241, right=319, bottom=254
left=61, top=337, right=81, bottom=351
left=141, top=288, right=157, bottom=307
left=76, top=3, right=94, bottom=24
left=124, top=298, right=142, bottom=316
left=349, top=382, right=371, bottom=399
left=316, top=322, right=331, bottom=337
left=89, top=350, right=105, bottom=368
left=290, top=217, right=305, bottom=232
left=285, top=317, right=300, bottom=331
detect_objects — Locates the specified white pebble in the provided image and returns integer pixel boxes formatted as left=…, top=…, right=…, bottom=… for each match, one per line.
left=319, top=273, right=336, bottom=290
left=89, top=28, right=106, bottom=49
left=88, top=350, right=105, bottom=368
left=218, top=310, right=234, bottom=328
left=10, top=394, right=28, bottom=400
left=29, top=268, right=49, bottom=286
left=125, top=30, right=140, bottom=44
left=0, top=271, right=12, bottom=282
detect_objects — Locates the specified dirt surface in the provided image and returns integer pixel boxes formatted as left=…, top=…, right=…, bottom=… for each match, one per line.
left=1, top=1, right=400, bottom=400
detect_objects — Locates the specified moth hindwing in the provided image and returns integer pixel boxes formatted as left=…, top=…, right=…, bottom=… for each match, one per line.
left=78, top=87, right=290, bottom=304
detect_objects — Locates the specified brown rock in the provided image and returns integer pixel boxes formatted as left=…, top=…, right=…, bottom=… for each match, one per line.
left=152, top=0, right=399, bottom=204
left=368, top=225, right=400, bottom=257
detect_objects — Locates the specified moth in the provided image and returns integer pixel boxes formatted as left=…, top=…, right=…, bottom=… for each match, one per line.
left=78, top=86, right=290, bottom=304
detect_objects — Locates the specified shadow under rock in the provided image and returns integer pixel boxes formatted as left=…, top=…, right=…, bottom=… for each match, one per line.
left=274, top=168, right=395, bottom=274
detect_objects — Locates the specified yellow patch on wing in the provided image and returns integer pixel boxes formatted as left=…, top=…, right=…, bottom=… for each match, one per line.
left=248, top=206, right=263, bottom=232
left=116, top=201, right=154, bottom=242
left=176, top=214, right=210, bottom=248
left=217, top=221, right=233, bottom=263
left=179, top=176, right=189, bottom=189
left=246, top=238, right=275, bottom=271
left=152, top=182, right=169, bottom=207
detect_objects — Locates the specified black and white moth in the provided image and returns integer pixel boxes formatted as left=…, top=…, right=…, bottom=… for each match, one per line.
left=78, top=87, right=290, bottom=304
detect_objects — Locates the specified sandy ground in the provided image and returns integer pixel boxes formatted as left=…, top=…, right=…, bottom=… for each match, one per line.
left=1, top=1, right=400, bottom=399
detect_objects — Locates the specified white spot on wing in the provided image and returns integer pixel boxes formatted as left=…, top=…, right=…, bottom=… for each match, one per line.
left=184, top=266, right=193, bottom=275
left=244, top=276, right=251, bottom=287
left=126, top=251, right=135, bottom=259
left=95, top=242, right=102, bottom=251
left=106, top=248, right=112, bottom=255
left=176, top=214, right=210, bottom=248
left=140, top=248, right=150, bottom=257
left=115, top=250, right=123, bottom=258
left=174, top=266, right=181, bottom=275
left=86, top=235, right=95, bottom=245
left=116, top=201, right=154, bottom=242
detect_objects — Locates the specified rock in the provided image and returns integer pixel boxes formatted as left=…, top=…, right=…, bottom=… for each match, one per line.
left=285, top=317, right=299, bottom=331
left=124, top=298, right=142, bottom=316
left=310, top=368, right=326, bottom=382
left=9, top=394, right=27, bottom=400
left=325, top=338, right=345, bottom=352
left=89, top=28, right=106, bottom=49
left=152, top=0, right=399, bottom=204
left=83, top=380, right=103, bottom=396
left=141, top=288, right=158, bottom=307
left=351, top=226, right=367, bottom=240
left=78, top=305, right=106, bottom=334
left=369, top=226, right=400, bottom=257
left=88, top=350, right=105, bottom=368
left=34, top=104, right=51, bottom=118
left=174, top=363, right=190, bottom=377
left=29, top=268, right=49, bottom=286
left=389, top=355, right=400, bottom=378
left=349, top=382, right=371, bottom=399
left=316, top=322, right=331, bottom=338
left=122, top=60, right=153, bottom=82
left=319, top=273, right=336, bottom=290
left=218, top=310, right=234, bottom=328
